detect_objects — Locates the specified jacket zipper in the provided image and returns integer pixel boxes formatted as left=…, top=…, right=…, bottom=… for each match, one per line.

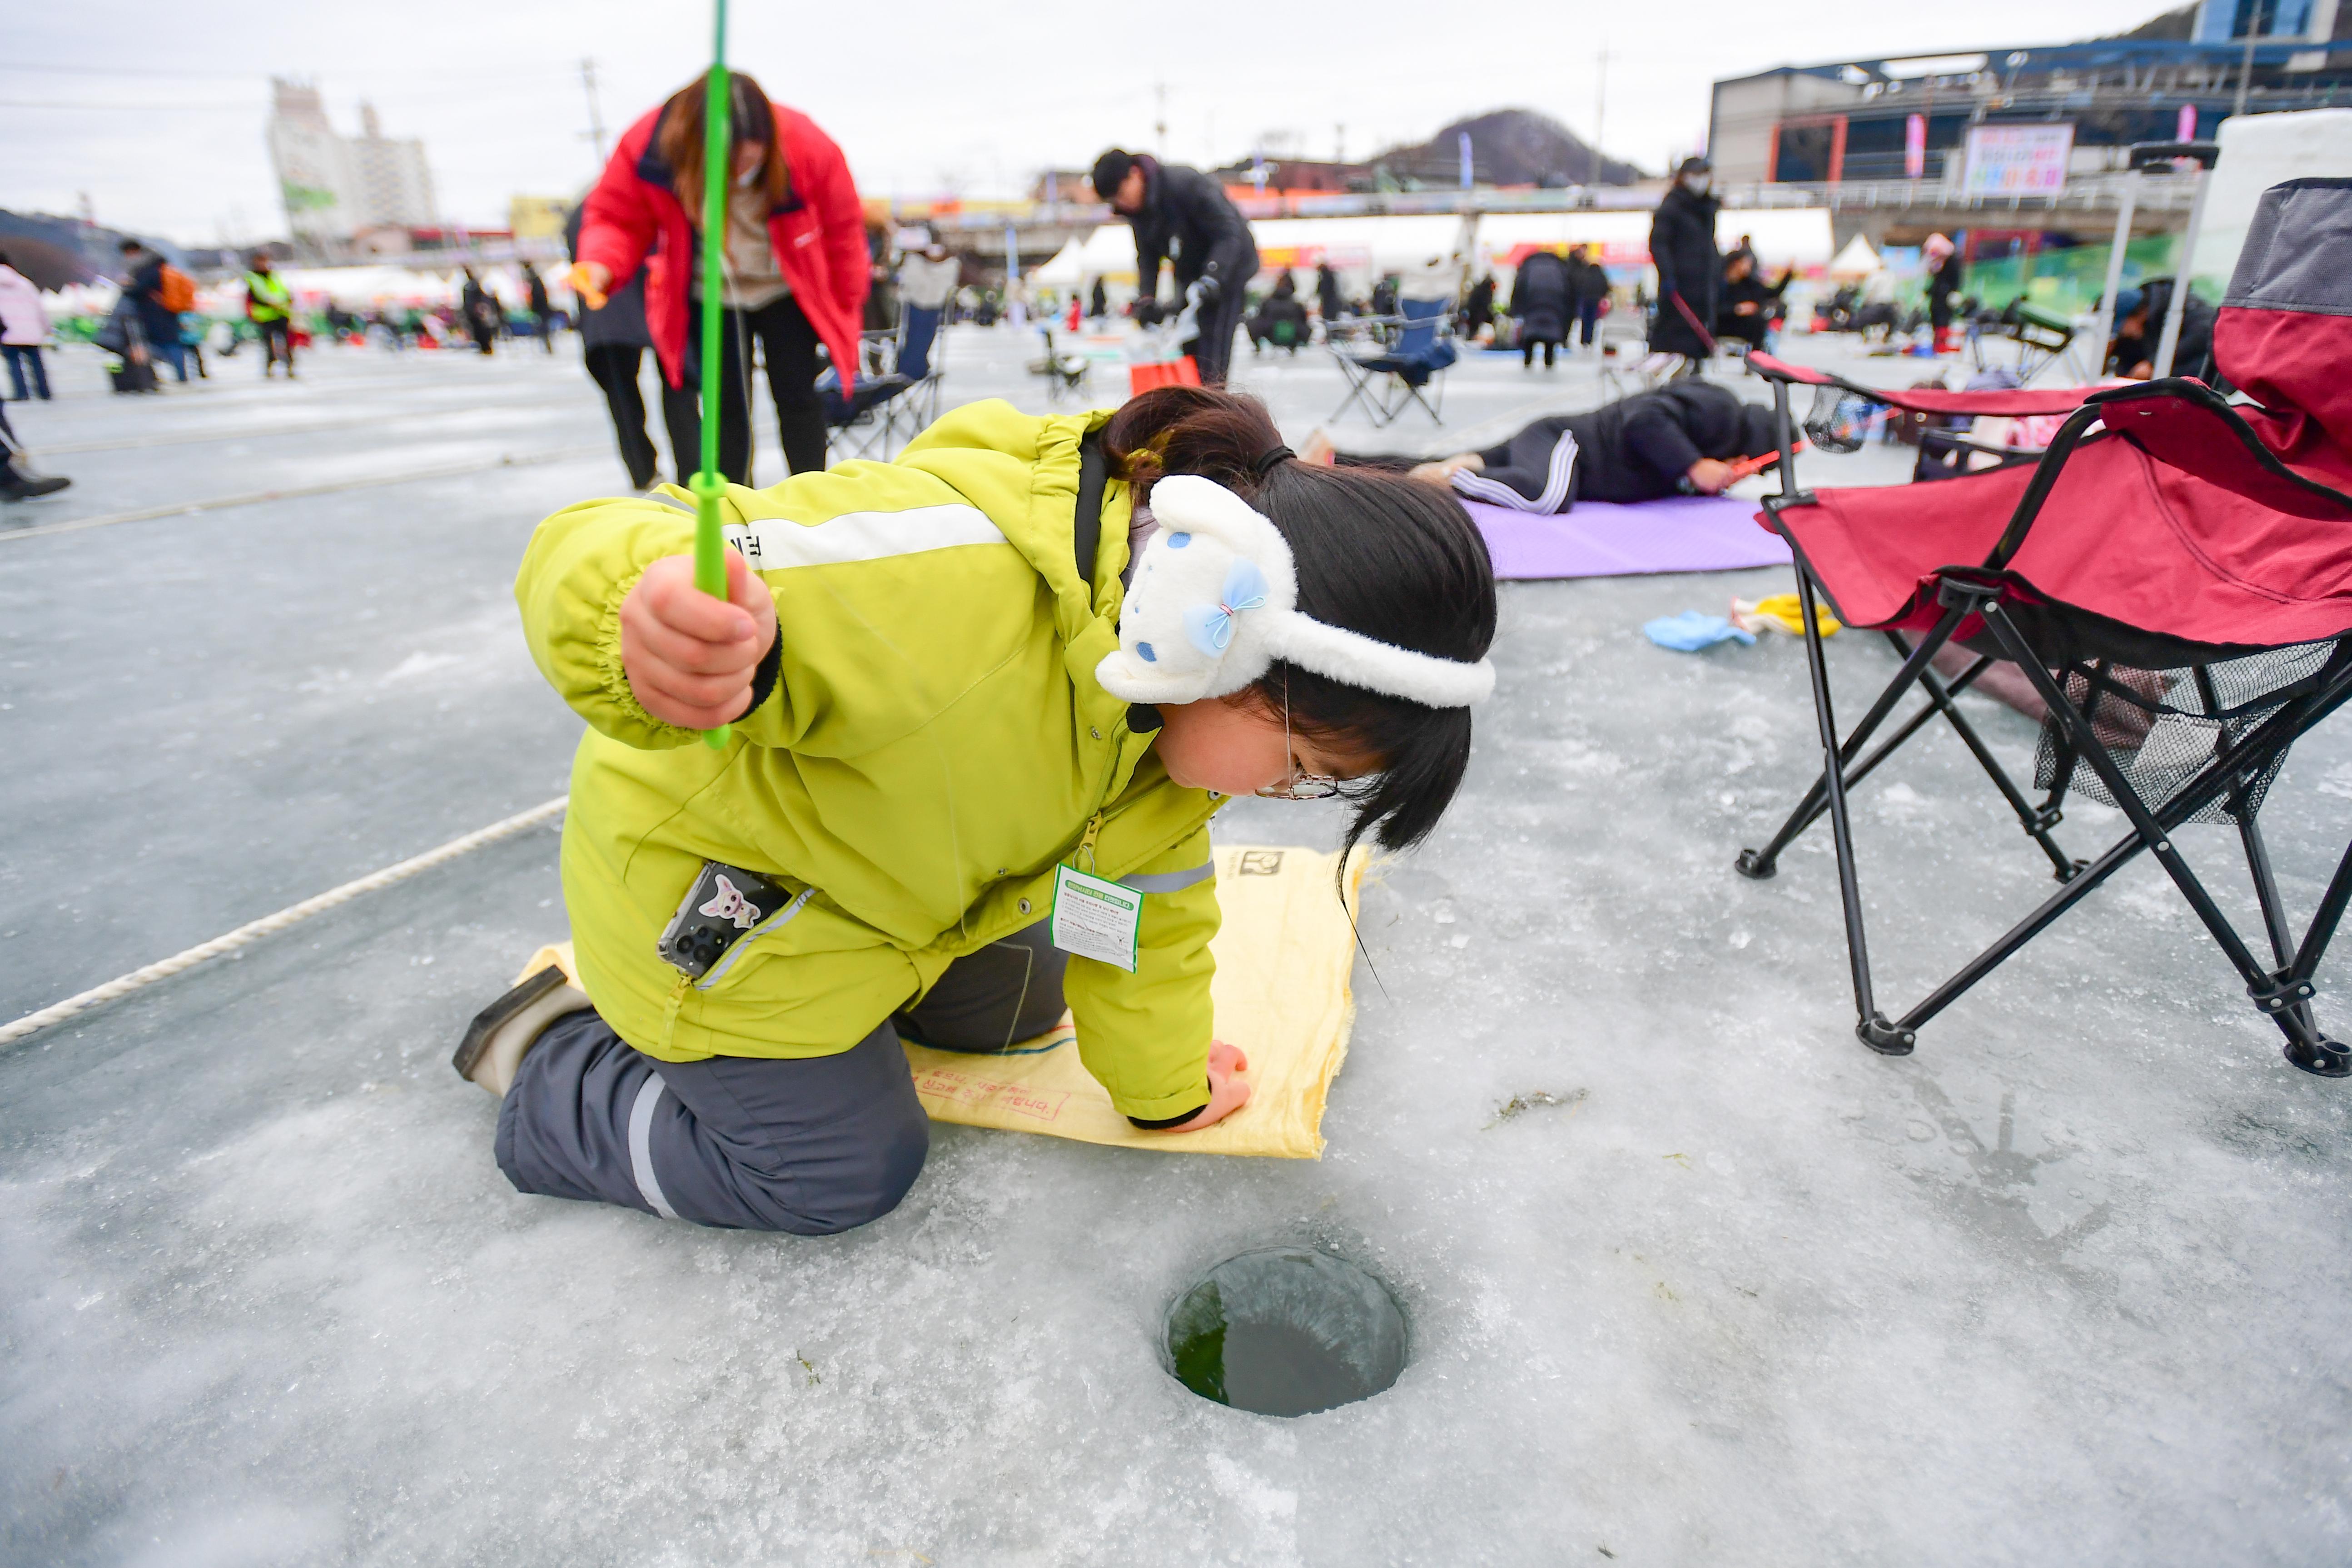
left=695, top=885, right=818, bottom=991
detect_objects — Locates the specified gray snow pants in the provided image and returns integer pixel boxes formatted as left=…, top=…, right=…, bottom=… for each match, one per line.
left=496, top=923, right=1069, bottom=1233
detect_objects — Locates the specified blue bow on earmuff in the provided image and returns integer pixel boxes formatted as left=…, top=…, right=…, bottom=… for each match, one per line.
left=1181, top=559, right=1270, bottom=657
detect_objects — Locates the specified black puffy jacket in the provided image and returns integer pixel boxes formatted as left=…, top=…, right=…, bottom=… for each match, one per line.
left=1510, top=251, right=1571, bottom=341
left=1124, top=155, right=1259, bottom=304
left=1647, top=184, right=1722, bottom=356
left=1566, top=382, right=1775, bottom=502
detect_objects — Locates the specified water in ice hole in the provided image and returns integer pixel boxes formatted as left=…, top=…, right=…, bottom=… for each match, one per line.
left=1162, top=1245, right=1409, bottom=1417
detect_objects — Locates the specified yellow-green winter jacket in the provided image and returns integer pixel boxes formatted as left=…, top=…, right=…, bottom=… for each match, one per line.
left=515, top=401, right=1225, bottom=1121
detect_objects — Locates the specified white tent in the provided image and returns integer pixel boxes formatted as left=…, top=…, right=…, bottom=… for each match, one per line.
left=1028, top=237, right=1088, bottom=289
left=1074, top=224, right=1139, bottom=281
left=1827, top=234, right=1883, bottom=278
left=1712, top=209, right=1836, bottom=273
left=2189, top=107, right=2352, bottom=292
left=1250, top=214, right=1467, bottom=288
left=1071, top=206, right=1838, bottom=297
left=273, top=264, right=462, bottom=309
left=1475, top=210, right=1655, bottom=272
left=1474, top=207, right=1832, bottom=286
left=1074, top=214, right=1470, bottom=293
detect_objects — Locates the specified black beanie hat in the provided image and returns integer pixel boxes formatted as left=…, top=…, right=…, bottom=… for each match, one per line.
left=1090, top=149, right=1136, bottom=200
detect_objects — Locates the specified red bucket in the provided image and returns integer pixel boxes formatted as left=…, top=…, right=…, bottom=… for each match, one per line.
left=1128, top=357, right=1201, bottom=397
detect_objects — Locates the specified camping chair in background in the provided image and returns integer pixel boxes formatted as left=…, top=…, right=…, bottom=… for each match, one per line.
left=1901, top=368, right=2066, bottom=483
left=1731, top=178, right=2352, bottom=1080
left=1970, top=298, right=2081, bottom=385
left=1912, top=422, right=2045, bottom=482
left=1029, top=325, right=1092, bottom=403
left=820, top=301, right=947, bottom=462
left=1596, top=314, right=1667, bottom=401
left=1326, top=296, right=1458, bottom=427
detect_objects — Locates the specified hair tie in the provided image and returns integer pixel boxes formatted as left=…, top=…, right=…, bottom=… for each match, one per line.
left=1252, top=445, right=1295, bottom=479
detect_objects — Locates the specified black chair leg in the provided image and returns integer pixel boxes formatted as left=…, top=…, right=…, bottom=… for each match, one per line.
left=1978, top=597, right=2352, bottom=1076
left=1903, top=648, right=2084, bottom=882
left=1784, top=568, right=1913, bottom=1053
left=1738, top=603, right=1966, bottom=881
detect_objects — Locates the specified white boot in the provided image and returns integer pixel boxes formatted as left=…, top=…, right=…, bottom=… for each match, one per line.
left=451, top=966, right=591, bottom=1098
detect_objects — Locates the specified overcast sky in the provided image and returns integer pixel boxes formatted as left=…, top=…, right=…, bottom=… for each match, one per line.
left=12, top=0, right=2176, bottom=245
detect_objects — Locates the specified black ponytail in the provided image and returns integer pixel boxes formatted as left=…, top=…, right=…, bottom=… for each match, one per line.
left=1102, top=388, right=1498, bottom=863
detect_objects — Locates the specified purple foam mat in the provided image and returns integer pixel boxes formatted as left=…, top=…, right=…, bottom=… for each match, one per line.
left=1465, top=493, right=1792, bottom=580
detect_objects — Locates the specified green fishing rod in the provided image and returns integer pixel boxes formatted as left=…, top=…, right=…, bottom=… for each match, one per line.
left=691, top=0, right=735, bottom=748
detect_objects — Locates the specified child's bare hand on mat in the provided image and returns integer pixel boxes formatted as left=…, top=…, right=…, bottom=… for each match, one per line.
left=1144, top=1040, right=1252, bottom=1134
left=620, top=551, right=777, bottom=730
left=1685, top=458, right=1737, bottom=494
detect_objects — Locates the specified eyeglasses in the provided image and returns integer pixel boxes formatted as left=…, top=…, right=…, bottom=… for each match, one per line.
left=1255, top=692, right=1345, bottom=800
left=1257, top=757, right=1343, bottom=801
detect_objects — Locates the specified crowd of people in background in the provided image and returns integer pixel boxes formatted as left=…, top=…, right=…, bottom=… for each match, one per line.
left=0, top=105, right=2215, bottom=493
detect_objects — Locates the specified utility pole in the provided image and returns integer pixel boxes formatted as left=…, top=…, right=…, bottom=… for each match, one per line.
left=1595, top=45, right=1610, bottom=181
left=581, top=58, right=609, bottom=164
left=2233, top=0, right=2263, bottom=121
left=1335, top=123, right=1346, bottom=164
left=1155, top=83, right=1168, bottom=158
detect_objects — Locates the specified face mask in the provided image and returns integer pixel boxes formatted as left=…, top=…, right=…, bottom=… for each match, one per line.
left=1682, top=174, right=1711, bottom=194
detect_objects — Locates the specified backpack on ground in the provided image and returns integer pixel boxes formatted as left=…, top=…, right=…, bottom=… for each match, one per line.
left=157, top=265, right=197, bottom=314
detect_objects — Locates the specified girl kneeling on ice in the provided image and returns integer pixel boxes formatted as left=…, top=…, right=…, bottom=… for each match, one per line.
left=465, top=387, right=1496, bottom=1233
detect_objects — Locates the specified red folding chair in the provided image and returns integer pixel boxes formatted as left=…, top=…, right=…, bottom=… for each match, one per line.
left=1736, top=177, right=2352, bottom=1079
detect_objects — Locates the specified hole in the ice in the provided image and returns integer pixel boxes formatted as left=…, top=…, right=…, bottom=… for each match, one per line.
left=1162, top=1245, right=1407, bottom=1417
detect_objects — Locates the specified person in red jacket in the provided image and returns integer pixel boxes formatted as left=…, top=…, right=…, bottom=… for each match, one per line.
left=573, top=72, right=866, bottom=482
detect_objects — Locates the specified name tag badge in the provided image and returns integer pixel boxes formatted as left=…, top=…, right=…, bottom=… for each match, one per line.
left=1050, top=864, right=1141, bottom=972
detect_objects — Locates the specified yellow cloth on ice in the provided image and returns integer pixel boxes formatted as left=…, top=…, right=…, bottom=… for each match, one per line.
left=1730, top=592, right=1840, bottom=637
left=516, top=843, right=1365, bottom=1160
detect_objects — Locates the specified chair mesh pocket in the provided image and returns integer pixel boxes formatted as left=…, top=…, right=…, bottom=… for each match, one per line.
left=1804, top=385, right=1885, bottom=453
left=2032, top=646, right=2335, bottom=824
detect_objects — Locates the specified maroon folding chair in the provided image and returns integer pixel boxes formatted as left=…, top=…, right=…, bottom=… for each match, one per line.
left=1736, top=177, right=2352, bottom=1079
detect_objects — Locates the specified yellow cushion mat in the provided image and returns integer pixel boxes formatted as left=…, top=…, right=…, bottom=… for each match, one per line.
left=517, top=844, right=1365, bottom=1160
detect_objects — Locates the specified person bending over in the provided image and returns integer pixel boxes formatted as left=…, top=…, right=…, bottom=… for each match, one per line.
left=465, top=387, right=1497, bottom=1234
left=1091, top=148, right=1259, bottom=386
left=1302, top=381, right=1778, bottom=514
left=1509, top=248, right=1571, bottom=368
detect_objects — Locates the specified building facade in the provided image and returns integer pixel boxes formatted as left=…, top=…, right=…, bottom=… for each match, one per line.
left=1709, top=1, right=2351, bottom=189
left=266, top=80, right=439, bottom=244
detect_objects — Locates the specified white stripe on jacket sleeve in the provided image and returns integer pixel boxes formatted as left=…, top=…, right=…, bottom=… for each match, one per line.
left=722, top=504, right=1008, bottom=571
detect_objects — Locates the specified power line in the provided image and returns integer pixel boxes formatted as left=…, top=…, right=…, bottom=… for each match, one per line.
left=0, top=59, right=576, bottom=81
left=0, top=99, right=261, bottom=111
left=581, top=57, right=608, bottom=164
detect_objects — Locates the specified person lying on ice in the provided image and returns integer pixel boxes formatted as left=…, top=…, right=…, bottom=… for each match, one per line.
left=1300, top=380, right=1780, bottom=514
left=459, top=386, right=1497, bottom=1234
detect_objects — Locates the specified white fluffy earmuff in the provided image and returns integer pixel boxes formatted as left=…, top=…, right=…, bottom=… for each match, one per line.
left=1094, top=475, right=1496, bottom=709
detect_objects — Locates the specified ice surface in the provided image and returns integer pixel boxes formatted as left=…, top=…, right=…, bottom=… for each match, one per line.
left=5, top=332, right=2352, bottom=1565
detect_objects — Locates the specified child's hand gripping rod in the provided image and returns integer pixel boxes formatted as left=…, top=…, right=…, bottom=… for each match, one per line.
left=690, top=0, right=735, bottom=749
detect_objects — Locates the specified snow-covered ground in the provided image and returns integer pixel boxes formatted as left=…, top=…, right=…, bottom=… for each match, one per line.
left=4, top=325, right=2349, bottom=1566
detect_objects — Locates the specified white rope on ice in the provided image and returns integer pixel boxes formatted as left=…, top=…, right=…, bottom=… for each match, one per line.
left=0, top=446, right=609, bottom=546
left=0, top=796, right=569, bottom=1049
